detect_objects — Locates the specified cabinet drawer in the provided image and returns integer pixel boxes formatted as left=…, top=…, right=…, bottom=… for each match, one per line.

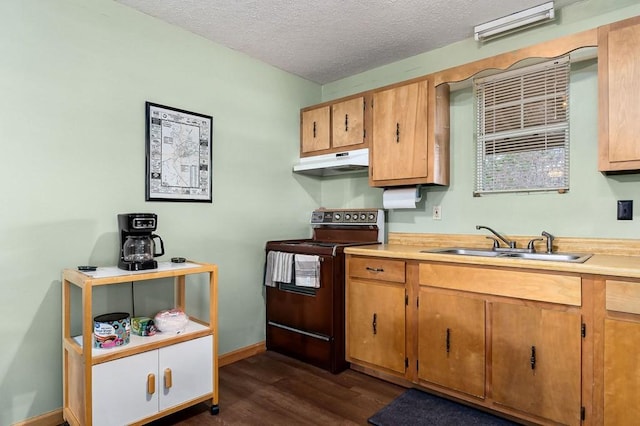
left=349, top=257, right=406, bottom=283
left=606, top=279, right=640, bottom=314
left=419, top=263, right=581, bottom=306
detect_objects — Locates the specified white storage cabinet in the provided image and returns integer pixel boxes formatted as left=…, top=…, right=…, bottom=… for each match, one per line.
left=61, top=261, right=218, bottom=426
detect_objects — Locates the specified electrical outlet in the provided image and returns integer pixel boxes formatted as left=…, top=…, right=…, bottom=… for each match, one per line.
left=433, top=205, right=442, bottom=220
left=617, top=200, right=633, bottom=220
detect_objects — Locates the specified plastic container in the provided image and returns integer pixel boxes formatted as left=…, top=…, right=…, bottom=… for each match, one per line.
left=93, top=312, right=130, bottom=348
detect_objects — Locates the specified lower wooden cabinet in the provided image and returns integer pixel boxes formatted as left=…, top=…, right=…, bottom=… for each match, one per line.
left=603, top=279, right=640, bottom=426
left=346, top=258, right=588, bottom=425
left=418, top=288, right=485, bottom=398
left=603, top=318, right=640, bottom=425
left=346, top=278, right=406, bottom=374
left=492, top=303, right=582, bottom=425
left=346, top=256, right=406, bottom=375
left=346, top=252, right=640, bottom=425
left=92, top=336, right=213, bottom=426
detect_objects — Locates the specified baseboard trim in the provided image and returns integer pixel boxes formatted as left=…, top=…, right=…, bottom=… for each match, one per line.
left=219, top=341, right=266, bottom=367
left=16, top=342, right=266, bottom=426
left=11, top=409, right=63, bottom=426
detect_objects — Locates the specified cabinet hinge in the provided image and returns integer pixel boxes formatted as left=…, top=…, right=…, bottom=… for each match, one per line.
left=581, top=323, right=586, bottom=338
left=405, top=294, right=408, bottom=306
left=581, top=406, right=585, bottom=421
left=405, top=358, right=409, bottom=369
left=416, top=359, right=419, bottom=371
left=416, top=296, right=419, bottom=308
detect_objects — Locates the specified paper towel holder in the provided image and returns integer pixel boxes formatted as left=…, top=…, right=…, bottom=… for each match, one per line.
left=415, top=185, right=423, bottom=203
left=382, top=185, right=423, bottom=209
left=383, top=185, right=423, bottom=200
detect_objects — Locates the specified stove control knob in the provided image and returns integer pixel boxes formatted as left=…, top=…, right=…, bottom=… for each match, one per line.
left=344, top=213, right=351, bottom=220
left=368, top=213, right=376, bottom=221
left=360, top=213, right=366, bottom=220
left=334, top=213, right=341, bottom=221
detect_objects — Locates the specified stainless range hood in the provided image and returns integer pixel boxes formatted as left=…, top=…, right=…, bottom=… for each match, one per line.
left=292, top=148, right=369, bottom=177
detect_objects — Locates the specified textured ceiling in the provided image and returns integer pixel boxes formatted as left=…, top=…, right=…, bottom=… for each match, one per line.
left=114, top=0, right=583, bottom=84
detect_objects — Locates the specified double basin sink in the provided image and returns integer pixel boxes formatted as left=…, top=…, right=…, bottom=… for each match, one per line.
left=423, top=248, right=592, bottom=263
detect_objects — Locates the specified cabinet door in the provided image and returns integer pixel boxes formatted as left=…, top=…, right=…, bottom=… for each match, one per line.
left=418, top=288, right=485, bottom=398
left=604, top=318, right=640, bottom=425
left=347, top=279, right=405, bottom=374
left=332, top=97, right=364, bottom=149
left=492, top=303, right=582, bottom=425
left=301, top=106, right=330, bottom=154
left=371, top=80, right=429, bottom=181
left=92, top=350, right=159, bottom=426
left=159, top=335, right=213, bottom=411
left=599, top=17, right=640, bottom=171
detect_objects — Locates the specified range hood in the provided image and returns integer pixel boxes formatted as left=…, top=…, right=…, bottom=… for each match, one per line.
left=293, top=148, right=369, bottom=177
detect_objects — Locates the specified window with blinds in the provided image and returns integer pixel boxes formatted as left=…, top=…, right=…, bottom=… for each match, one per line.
left=474, top=56, right=570, bottom=195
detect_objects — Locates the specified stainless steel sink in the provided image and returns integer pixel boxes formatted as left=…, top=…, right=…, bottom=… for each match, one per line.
left=425, top=248, right=503, bottom=257
left=497, top=252, right=592, bottom=263
left=422, top=248, right=592, bottom=263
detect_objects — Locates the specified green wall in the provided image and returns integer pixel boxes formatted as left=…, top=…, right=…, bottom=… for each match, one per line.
left=0, top=0, right=323, bottom=423
left=4, top=0, right=640, bottom=423
left=321, top=0, right=640, bottom=241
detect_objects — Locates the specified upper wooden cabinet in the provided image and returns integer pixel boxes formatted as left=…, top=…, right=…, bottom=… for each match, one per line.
left=332, top=97, right=365, bottom=149
left=301, top=105, right=330, bottom=154
left=598, top=16, right=640, bottom=172
left=300, top=96, right=367, bottom=156
left=370, top=78, right=450, bottom=187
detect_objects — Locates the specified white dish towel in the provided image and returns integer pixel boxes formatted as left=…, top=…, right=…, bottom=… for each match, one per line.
left=294, top=254, right=321, bottom=288
left=264, top=251, right=294, bottom=287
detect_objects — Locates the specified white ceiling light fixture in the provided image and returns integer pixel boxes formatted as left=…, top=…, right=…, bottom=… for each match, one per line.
left=474, top=1, right=556, bottom=42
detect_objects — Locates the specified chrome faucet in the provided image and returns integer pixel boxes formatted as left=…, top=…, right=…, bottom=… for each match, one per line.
left=541, top=231, right=555, bottom=253
left=476, top=225, right=516, bottom=249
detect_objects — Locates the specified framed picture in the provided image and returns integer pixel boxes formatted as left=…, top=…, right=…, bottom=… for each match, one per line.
left=145, top=102, right=213, bottom=202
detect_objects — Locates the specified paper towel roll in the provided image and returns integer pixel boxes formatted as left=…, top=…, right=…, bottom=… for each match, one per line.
left=383, top=187, right=421, bottom=209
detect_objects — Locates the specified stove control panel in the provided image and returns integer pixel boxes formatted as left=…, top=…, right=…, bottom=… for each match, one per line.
left=310, top=209, right=383, bottom=226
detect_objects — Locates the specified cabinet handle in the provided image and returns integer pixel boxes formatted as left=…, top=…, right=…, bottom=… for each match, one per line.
left=147, top=373, right=156, bottom=395
left=530, top=346, right=536, bottom=370
left=365, top=266, right=384, bottom=273
left=164, top=368, right=173, bottom=389
left=372, top=313, right=377, bottom=335
left=345, top=114, right=349, bottom=131
left=446, top=328, right=451, bottom=354
left=313, top=121, right=317, bottom=138
left=396, top=123, right=400, bottom=143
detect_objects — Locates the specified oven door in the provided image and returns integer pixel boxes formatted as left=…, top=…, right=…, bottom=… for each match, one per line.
left=265, top=251, right=347, bottom=373
left=266, top=254, right=337, bottom=337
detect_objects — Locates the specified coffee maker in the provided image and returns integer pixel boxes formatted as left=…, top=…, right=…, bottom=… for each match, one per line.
left=117, top=213, right=165, bottom=271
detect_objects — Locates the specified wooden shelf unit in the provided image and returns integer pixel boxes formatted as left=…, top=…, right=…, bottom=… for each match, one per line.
left=62, top=261, right=218, bottom=426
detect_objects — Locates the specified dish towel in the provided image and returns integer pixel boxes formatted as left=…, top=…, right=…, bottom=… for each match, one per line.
left=264, top=251, right=294, bottom=287
left=294, top=254, right=321, bottom=288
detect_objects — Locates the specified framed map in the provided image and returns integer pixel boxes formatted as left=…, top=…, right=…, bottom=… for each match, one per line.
left=145, top=102, right=213, bottom=202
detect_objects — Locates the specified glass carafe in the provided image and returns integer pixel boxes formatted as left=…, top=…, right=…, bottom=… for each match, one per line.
left=123, top=234, right=164, bottom=262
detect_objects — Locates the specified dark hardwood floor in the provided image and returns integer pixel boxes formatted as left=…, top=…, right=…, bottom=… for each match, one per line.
left=149, top=351, right=405, bottom=425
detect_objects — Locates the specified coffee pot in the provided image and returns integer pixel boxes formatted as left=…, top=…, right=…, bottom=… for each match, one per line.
left=117, top=213, right=165, bottom=271
left=122, top=234, right=164, bottom=262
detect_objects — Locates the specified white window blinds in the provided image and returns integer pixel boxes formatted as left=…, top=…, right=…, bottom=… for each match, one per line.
left=474, top=56, right=570, bottom=194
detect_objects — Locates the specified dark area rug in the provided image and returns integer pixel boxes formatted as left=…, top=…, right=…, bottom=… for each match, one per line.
left=368, top=388, right=521, bottom=426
